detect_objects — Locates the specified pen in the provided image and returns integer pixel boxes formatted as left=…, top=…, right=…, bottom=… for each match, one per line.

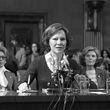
left=28, top=74, right=30, bottom=85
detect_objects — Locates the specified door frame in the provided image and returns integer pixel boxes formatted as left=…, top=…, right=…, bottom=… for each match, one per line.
left=0, top=12, right=47, bottom=47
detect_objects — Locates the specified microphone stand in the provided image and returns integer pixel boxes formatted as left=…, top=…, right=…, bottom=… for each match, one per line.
left=47, top=95, right=57, bottom=110
left=69, top=95, right=75, bottom=110
left=51, top=60, right=73, bottom=110
left=57, top=68, right=66, bottom=95
left=57, top=60, right=64, bottom=95
left=52, top=95, right=61, bottom=110
left=63, top=92, right=68, bottom=110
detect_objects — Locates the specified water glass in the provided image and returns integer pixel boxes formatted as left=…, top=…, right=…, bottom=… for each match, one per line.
left=106, top=78, right=110, bottom=94
left=79, top=80, right=89, bottom=95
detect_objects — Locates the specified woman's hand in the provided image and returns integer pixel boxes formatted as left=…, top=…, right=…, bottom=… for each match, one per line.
left=74, top=74, right=87, bottom=84
left=18, top=82, right=31, bottom=92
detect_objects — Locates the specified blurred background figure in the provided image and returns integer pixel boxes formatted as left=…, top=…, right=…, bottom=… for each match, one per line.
left=100, top=49, right=110, bottom=72
left=67, top=48, right=82, bottom=70
left=24, top=45, right=31, bottom=69
left=15, top=44, right=26, bottom=70
left=0, top=40, right=18, bottom=76
left=0, top=41, right=5, bottom=47
left=71, top=49, right=82, bottom=64
left=0, top=40, right=8, bottom=56
left=29, top=42, right=40, bottom=63
left=0, top=47, right=17, bottom=91
left=9, top=38, right=19, bottom=56
left=16, top=45, right=31, bottom=83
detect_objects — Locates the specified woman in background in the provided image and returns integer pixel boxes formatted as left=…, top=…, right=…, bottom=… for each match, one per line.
left=74, top=46, right=108, bottom=89
left=0, top=47, right=17, bottom=91
left=29, top=42, right=40, bottom=63
left=100, top=49, right=110, bottom=72
left=67, top=48, right=82, bottom=70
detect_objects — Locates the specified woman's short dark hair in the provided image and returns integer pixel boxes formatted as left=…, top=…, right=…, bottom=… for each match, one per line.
left=101, top=49, right=110, bottom=58
left=31, top=42, right=40, bottom=53
left=80, top=46, right=100, bottom=67
left=0, top=46, right=8, bottom=59
left=42, top=23, right=71, bottom=51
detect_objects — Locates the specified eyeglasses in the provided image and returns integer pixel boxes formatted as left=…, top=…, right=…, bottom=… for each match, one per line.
left=0, top=56, right=6, bottom=60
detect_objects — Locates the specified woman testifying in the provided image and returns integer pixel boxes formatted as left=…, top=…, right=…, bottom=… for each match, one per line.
left=18, top=23, right=79, bottom=91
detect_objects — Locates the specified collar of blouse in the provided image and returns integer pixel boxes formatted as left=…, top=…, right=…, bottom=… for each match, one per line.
left=45, top=52, right=69, bottom=73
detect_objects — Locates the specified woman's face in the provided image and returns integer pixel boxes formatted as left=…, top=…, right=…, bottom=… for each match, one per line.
left=32, top=43, right=37, bottom=53
left=49, top=30, right=67, bottom=54
left=0, top=51, right=6, bottom=67
left=103, top=51, right=108, bottom=58
left=85, top=50, right=97, bottom=66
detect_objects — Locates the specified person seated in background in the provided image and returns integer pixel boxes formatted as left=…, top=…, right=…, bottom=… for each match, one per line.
left=8, top=37, right=19, bottom=56
left=24, top=45, right=31, bottom=69
left=16, top=45, right=31, bottom=82
left=74, top=46, right=109, bottom=89
left=5, top=39, right=19, bottom=76
left=5, top=51, right=18, bottom=76
left=15, top=44, right=26, bottom=70
left=0, top=47, right=17, bottom=91
left=100, top=49, right=110, bottom=72
left=67, top=48, right=83, bottom=70
left=29, top=42, right=40, bottom=64
left=18, top=23, right=79, bottom=91
left=0, top=40, right=8, bottom=53
left=0, top=40, right=18, bottom=76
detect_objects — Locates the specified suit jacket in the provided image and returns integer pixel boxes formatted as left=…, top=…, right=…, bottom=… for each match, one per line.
left=19, top=55, right=79, bottom=90
left=4, top=71, right=17, bottom=91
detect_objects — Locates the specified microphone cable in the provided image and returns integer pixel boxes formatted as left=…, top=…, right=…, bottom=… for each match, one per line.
left=69, top=95, right=76, bottom=110
left=63, top=92, right=68, bottom=110
left=57, top=71, right=64, bottom=94
left=47, top=95, right=57, bottom=110
left=52, top=95, right=61, bottom=110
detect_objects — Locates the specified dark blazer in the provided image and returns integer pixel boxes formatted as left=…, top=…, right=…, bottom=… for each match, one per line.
left=4, top=71, right=17, bottom=91
left=20, top=55, right=80, bottom=90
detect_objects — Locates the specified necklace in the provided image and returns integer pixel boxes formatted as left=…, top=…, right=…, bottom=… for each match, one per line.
left=86, top=70, right=98, bottom=85
left=46, top=52, right=69, bottom=73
